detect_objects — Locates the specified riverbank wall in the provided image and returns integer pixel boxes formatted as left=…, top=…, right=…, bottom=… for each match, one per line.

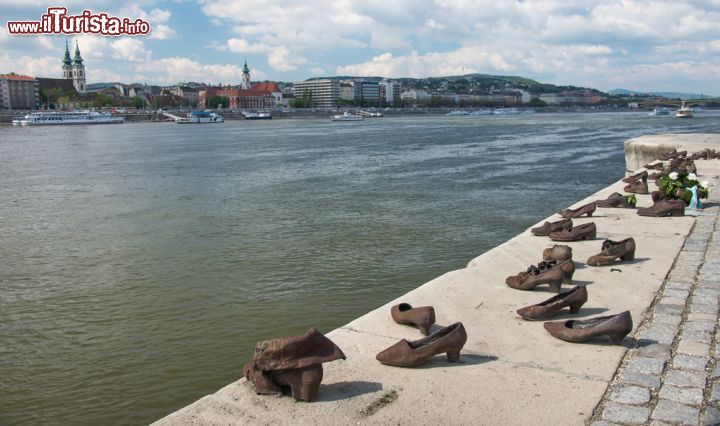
left=154, top=134, right=719, bottom=425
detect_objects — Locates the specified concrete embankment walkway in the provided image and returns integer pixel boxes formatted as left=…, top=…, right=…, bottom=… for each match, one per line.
left=154, top=134, right=720, bottom=425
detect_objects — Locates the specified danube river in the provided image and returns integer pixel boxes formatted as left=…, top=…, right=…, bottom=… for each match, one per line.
left=2, top=112, right=719, bottom=424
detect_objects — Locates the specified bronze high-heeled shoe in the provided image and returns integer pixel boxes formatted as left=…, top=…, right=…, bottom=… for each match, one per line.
left=595, top=192, right=636, bottom=208
left=624, top=181, right=649, bottom=194
left=391, top=303, right=436, bottom=335
left=549, top=222, right=597, bottom=242
left=531, top=218, right=572, bottom=236
left=376, top=322, right=467, bottom=367
left=587, top=238, right=636, bottom=266
left=621, top=171, right=647, bottom=184
left=543, top=311, right=633, bottom=344
left=506, top=263, right=566, bottom=292
left=517, top=285, right=588, bottom=321
left=558, top=202, right=596, bottom=218
left=637, top=199, right=685, bottom=217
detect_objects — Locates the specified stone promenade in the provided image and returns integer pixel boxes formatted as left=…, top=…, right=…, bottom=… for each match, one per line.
left=591, top=189, right=720, bottom=425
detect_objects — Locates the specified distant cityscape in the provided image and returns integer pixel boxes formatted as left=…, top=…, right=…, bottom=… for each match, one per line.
left=1, top=41, right=718, bottom=112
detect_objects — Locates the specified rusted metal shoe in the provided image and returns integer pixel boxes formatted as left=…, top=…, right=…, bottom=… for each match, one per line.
left=637, top=199, right=685, bottom=217
left=624, top=181, right=649, bottom=194
left=559, top=202, right=596, bottom=218
left=243, top=328, right=346, bottom=401
left=595, top=192, right=636, bottom=208
left=549, top=222, right=597, bottom=242
left=587, top=238, right=636, bottom=266
left=643, top=162, right=666, bottom=170
left=517, top=285, right=588, bottom=321
left=543, top=245, right=572, bottom=262
left=543, top=311, right=633, bottom=344
left=621, top=171, right=647, bottom=184
left=531, top=218, right=572, bottom=236
left=658, top=149, right=686, bottom=161
left=376, top=322, right=467, bottom=367
left=391, top=303, right=436, bottom=335
left=506, top=262, right=566, bottom=292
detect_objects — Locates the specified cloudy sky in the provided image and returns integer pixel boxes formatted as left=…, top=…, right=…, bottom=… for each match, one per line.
left=1, top=0, right=719, bottom=94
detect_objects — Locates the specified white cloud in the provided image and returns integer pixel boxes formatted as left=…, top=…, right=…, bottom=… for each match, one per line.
left=110, top=38, right=151, bottom=62
left=308, top=66, right=325, bottom=75
left=227, top=38, right=271, bottom=53
left=0, top=53, right=58, bottom=77
left=137, top=57, right=251, bottom=84
left=267, top=46, right=307, bottom=71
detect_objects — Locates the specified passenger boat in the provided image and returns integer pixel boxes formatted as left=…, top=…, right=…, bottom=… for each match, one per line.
left=11, top=110, right=124, bottom=126
left=242, top=110, right=272, bottom=120
left=675, top=102, right=693, bottom=118
left=648, top=108, right=670, bottom=116
left=176, top=110, right=224, bottom=123
left=331, top=111, right=363, bottom=121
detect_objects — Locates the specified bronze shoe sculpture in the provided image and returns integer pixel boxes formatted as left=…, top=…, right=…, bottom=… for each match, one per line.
left=531, top=218, right=572, bottom=236
left=659, top=149, right=686, bottom=161
left=376, top=322, right=467, bottom=367
left=243, top=328, right=346, bottom=401
left=637, top=199, right=685, bottom=217
left=621, top=171, right=647, bottom=184
left=595, top=192, right=636, bottom=208
left=549, top=222, right=596, bottom=242
left=517, top=285, right=588, bottom=321
left=391, top=303, right=436, bottom=335
left=587, top=238, right=636, bottom=266
left=643, top=162, right=665, bottom=170
left=623, top=181, right=649, bottom=194
left=505, top=262, right=566, bottom=292
left=543, top=245, right=572, bottom=262
left=558, top=201, right=596, bottom=218
left=544, top=311, right=633, bottom=344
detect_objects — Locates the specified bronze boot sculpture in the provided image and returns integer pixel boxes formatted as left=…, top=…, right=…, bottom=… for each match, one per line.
left=243, top=328, right=346, bottom=401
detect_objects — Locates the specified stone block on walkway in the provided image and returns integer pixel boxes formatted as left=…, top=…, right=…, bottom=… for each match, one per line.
left=618, top=370, right=661, bottom=389
left=673, top=354, right=709, bottom=371
left=677, top=338, right=711, bottom=357
left=651, top=399, right=700, bottom=425
left=701, top=407, right=720, bottom=426
left=602, top=401, right=651, bottom=424
left=657, top=385, right=704, bottom=405
left=635, top=343, right=671, bottom=360
left=609, top=385, right=651, bottom=405
left=664, top=369, right=707, bottom=388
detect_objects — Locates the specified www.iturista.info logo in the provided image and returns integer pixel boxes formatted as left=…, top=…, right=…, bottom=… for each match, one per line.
left=7, top=7, right=151, bottom=36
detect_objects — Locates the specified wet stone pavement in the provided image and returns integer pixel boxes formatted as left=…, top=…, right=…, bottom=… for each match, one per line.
left=591, top=188, right=720, bottom=425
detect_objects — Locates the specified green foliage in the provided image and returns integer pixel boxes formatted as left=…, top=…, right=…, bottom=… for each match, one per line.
left=93, top=94, right=112, bottom=107
left=131, top=96, right=145, bottom=109
left=659, top=172, right=708, bottom=205
left=626, top=194, right=637, bottom=205
left=207, top=95, right=229, bottom=109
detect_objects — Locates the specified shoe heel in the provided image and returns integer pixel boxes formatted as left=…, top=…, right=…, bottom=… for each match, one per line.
left=549, top=280, right=562, bottom=293
left=568, top=299, right=585, bottom=314
left=418, top=325, right=430, bottom=336
left=670, top=209, right=684, bottom=217
left=291, top=381, right=321, bottom=401
left=562, top=275, right=572, bottom=285
left=446, top=349, right=461, bottom=363
left=621, top=249, right=635, bottom=261
left=608, top=332, right=628, bottom=345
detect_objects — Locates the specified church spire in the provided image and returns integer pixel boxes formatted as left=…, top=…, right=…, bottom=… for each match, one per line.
left=73, top=40, right=83, bottom=66
left=63, top=39, right=72, bottom=66
left=241, top=58, right=251, bottom=89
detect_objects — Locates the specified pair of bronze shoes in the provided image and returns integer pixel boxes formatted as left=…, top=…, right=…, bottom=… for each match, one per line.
left=595, top=192, right=636, bottom=208
left=518, top=287, right=633, bottom=344
left=243, top=328, right=346, bottom=401
left=506, top=246, right=575, bottom=292
left=637, top=199, right=685, bottom=217
left=532, top=218, right=597, bottom=241
left=587, top=238, right=636, bottom=266
left=376, top=304, right=467, bottom=368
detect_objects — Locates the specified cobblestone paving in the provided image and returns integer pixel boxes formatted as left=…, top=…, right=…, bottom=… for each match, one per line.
left=590, top=190, right=720, bottom=425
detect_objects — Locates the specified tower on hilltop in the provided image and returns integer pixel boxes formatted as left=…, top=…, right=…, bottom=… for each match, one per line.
left=71, top=40, right=86, bottom=93
left=241, top=59, right=250, bottom=90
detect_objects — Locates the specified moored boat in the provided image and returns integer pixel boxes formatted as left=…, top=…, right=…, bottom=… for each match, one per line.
left=675, top=102, right=693, bottom=118
left=331, top=111, right=363, bottom=121
left=176, top=110, right=224, bottom=124
left=12, top=110, right=123, bottom=126
left=241, top=110, right=272, bottom=120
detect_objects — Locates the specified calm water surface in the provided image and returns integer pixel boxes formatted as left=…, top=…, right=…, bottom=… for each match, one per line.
left=1, top=112, right=719, bottom=424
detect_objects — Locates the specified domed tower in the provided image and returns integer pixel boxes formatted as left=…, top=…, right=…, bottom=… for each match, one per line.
left=62, top=40, right=73, bottom=79
left=241, top=59, right=250, bottom=90
left=71, top=40, right=86, bottom=93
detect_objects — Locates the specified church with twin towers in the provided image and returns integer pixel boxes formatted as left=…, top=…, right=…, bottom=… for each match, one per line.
left=62, top=40, right=86, bottom=93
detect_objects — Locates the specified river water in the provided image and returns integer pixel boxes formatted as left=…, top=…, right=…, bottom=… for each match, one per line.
left=1, top=112, right=719, bottom=424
